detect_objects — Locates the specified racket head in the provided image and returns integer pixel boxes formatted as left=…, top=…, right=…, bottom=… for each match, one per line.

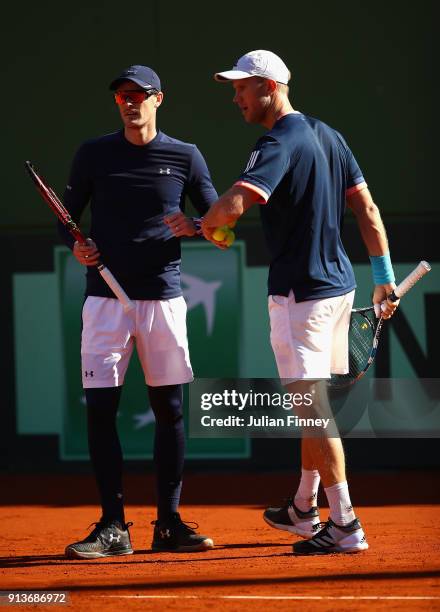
left=25, top=160, right=85, bottom=243
left=25, top=160, right=69, bottom=220
left=329, top=307, right=379, bottom=388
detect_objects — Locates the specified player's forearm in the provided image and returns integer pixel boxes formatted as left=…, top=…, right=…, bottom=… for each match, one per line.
left=202, top=189, right=244, bottom=227
left=353, top=202, right=390, bottom=256
left=203, top=184, right=259, bottom=228
left=348, top=191, right=396, bottom=286
left=347, top=189, right=390, bottom=256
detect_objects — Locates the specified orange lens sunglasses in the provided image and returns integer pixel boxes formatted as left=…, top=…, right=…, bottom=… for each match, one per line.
left=114, top=90, right=157, bottom=105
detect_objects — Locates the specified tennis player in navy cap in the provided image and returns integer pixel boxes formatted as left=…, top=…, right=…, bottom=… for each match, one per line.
left=61, top=64, right=217, bottom=558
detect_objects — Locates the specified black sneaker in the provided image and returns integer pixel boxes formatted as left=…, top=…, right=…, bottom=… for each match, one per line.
left=292, top=517, right=369, bottom=555
left=263, top=498, right=320, bottom=539
left=65, top=519, right=133, bottom=559
left=151, top=513, right=214, bottom=552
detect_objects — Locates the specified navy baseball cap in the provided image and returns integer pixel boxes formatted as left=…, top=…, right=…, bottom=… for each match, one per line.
left=109, top=65, right=161, bottom=91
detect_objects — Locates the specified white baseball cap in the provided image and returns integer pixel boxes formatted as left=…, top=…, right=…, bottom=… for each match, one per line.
left=214, top=50, right=290, bottom=85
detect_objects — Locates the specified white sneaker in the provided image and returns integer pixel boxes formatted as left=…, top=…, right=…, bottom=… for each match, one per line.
left=292, top=517, right=369, bottom=554
left=263, top=498, right=320, bottom=539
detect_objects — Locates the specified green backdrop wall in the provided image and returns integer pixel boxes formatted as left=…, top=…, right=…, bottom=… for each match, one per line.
left=4, top=0, right=438, bottom=232
left=3, top=0, right=439, bottom=471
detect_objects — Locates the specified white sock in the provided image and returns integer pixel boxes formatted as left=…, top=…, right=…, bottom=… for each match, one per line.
left=294, top=468, right=320, bottom=512
left=324, top=481, right=356, bottom=526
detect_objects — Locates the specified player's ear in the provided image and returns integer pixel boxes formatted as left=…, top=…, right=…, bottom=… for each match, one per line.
left=266, top=79, right=277, bottom=94
left=154, top=91, right=164, bottom=108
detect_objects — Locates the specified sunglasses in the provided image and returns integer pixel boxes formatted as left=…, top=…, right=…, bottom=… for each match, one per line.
left=114, top=90, right=158, bottom=105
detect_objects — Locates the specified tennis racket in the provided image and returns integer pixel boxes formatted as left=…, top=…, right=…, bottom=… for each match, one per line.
left=329, top=261, right=431, bottom=388
left=25, top=160, right=135, bottom=313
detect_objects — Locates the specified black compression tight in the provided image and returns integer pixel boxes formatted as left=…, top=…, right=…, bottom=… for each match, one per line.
left=147, top=384, right=185, bottom=521
left=86, top=384, right=184, bottom=524
left=86, top=387, right=124, bottom=524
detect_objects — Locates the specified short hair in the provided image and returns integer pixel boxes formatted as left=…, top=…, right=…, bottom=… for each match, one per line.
left=277, top=82, right=290, bottom=95
left=256, top=76, right=290, bottom=96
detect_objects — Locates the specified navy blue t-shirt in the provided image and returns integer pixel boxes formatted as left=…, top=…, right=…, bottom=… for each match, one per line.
left=236, top=113, right=366, bottom=301
left=59, top=129, right=218, bottom=300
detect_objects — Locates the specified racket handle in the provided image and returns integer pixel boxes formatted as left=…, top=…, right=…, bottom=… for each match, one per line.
left=98, top=265, right=135, bottom=313
left=389, top=261, right=431, bottom=301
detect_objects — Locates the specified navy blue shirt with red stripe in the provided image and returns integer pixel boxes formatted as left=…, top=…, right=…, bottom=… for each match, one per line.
left=59, top=129, right=218, bottom=300
left=236, top=113, right=366, bottom=301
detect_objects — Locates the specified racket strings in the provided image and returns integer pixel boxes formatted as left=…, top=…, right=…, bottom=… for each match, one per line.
left=36, top=174, right=76, bottom=225
left=30, top=167, right=85, bottom=244
left=27, top=164, right=69, bottom=220
left=330, top=311, right=375, bottom=386
left=348, top=314, right=374, bottom=376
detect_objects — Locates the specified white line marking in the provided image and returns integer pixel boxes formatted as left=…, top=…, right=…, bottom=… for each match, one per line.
left=225, top=596, right=440, bottom=600
left=100, top=595, right=440, bottom=601
left=102, top=596, right=195, bottom=599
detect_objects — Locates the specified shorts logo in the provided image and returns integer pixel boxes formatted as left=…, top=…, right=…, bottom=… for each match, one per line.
left=84, top=370, right=94, bottom=377
left=159, top=168, right=171, bottom=175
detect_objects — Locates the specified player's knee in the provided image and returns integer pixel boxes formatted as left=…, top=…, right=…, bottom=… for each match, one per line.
left=148, top=384, right=184, bottom=426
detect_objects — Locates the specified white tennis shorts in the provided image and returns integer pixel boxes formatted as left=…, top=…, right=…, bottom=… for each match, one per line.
left=268, top=290, right=355, bottom=379
left=81, top=296, right=193, bottom=388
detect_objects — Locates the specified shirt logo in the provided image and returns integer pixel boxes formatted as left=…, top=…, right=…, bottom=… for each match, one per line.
left=159, top=168, right=171, bottom=175
left=244, top=150, right=260, bottom=173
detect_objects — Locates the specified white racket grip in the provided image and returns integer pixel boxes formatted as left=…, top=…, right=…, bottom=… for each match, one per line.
left=392, top=261, right=431, bottom=300
left=98, top=266, right=135, bottom=313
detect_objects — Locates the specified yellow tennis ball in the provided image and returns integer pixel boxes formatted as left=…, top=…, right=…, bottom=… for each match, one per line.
left=212, top=227, right=227, bottom=242
left=224, top=229, right=235, bottom=247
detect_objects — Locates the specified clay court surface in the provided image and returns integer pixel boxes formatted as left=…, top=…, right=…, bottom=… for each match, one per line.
left=1, top=472, right=439, bottom=611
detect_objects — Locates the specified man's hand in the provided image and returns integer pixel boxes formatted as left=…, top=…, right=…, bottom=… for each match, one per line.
left=201, top=220, right=228, bottom=250
left=372, top=283, right=400, bottom=319
left=73, top=238, right=100, bottom=266
left=164, top=211, right=197, bottom=237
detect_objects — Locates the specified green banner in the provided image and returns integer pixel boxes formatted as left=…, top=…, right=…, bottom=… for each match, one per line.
left=56, top=242, right=250, bottom=460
